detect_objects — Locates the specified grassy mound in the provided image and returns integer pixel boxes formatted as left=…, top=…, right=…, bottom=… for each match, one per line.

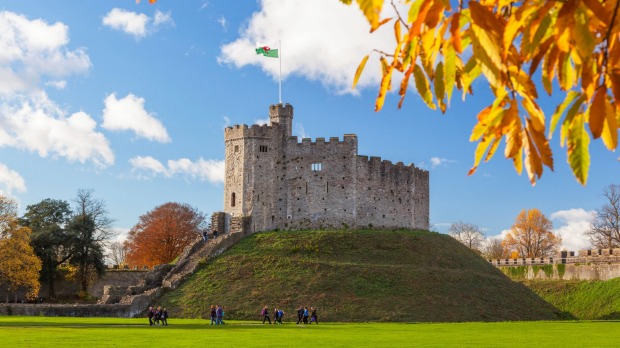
left=160, top=230, right=562, bottom=322
left=525, top=278, right=620, bottom=319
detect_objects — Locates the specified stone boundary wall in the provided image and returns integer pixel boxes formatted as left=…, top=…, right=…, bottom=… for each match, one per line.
left=0, top=303, right=130, bottom=317
left=499, top=263, right=620, bottom=281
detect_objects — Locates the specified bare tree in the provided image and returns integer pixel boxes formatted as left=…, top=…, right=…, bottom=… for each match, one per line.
left=483, top=237, right=506, bottom=260
left=586, top=184, right=620, bottom=249
left=74, top=189, right=115, bottom=243
left=108, top=241, right=127, bottom=267
left=448, top=221, right=485, bottom=251
left=0, top=195, right=18, bottom=237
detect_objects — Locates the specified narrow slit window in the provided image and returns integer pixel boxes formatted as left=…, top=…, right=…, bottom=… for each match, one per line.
left=234, top=145, right=239, bottom=153
left=311, top=163, right=322, bottom=171
left=231, top=192, right=236, bottom=207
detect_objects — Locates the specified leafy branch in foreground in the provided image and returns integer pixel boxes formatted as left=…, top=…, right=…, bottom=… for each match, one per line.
left=345, top=0, right=620, bottom=185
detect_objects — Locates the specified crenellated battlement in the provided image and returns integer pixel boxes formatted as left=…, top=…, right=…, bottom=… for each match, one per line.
left=222, top=103, right=430, bottom=232
left=287, top=135, right=357, bottom=147
left=224, top=122, right=277, bottom=140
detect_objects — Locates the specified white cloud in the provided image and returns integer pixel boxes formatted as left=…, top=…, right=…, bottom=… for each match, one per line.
left=44, top=80, right=67, bottom=90
left=102, top=93, right=170, bottom=143
left=218, top=16, right=227, bottom=31
left=0, top=12, right=111, bottom=169
left=551, top=208, right=595, bottom=252
left=0, top=91, right=114, bottom=167
left=102, top=8, right=173, bottom=39
left=218, top=0, right=396, bottom=93
left=130, top=156, right=225, bottom=184
left=254, top=118, right=269, bottom=126
left=0, top=163, right=26, bottom=195
left=223, top=116, right=231, bottom=129
left=294, top=122, right=308, bottom=139
left=0, top=11, right=91, bottom=95
left=153, top=10, right=174, bottom=27
left=430, top=157, right=457, bottom=168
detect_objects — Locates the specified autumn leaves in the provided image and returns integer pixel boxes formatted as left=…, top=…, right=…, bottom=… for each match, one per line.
left=348, top=0, right=620, bottom=185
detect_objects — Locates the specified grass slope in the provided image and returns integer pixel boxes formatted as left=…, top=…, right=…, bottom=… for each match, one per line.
left=160, top=230, right=561, bottom=322
left=525, top=278, right=620, bottom=319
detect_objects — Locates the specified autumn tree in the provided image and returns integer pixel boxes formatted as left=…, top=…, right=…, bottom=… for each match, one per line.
left=125, top=202, right=207, bottom=267
left=586, top=184, right=620, bottom=248
left=448, top=221, right=485, bottom=250
left=503, top=208, right=560, bottom=257
left=0, top=196, right=42, bottom=303
left=108, top=241, right=128, bottom=267
left=68, top=189, right=115, bottom=294
left=20, top=198, right=73, bottom=299
left=344, top=0, right=620, bottom=185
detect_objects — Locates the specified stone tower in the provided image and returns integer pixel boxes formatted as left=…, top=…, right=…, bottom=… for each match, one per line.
left=217, top=103, right=430, bottom=235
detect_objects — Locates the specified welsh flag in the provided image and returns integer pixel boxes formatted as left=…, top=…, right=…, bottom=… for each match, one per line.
left=256, top=45, right=279, bottom=58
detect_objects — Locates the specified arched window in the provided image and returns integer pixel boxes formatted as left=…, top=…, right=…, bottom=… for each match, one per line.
left=231, top=192, right=236, bottom=207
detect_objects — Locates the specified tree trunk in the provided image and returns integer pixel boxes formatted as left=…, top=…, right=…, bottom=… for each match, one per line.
left=47, top=263, right=56, bottom=300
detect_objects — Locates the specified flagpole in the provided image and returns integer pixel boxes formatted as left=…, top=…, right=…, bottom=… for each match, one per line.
left=279, top=40, right=282, bottom=104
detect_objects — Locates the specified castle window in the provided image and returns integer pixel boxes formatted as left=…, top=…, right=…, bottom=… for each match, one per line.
left=311, top=163, right=322, bottom=171
left=231, top=192, right=236, bottom=207
left=259, top=145, right=268, bottom=152
left=234, top=145, right=239, bottom=153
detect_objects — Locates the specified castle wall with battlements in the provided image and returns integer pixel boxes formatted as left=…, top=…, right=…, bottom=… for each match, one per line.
left=222, top=103, right=429, bottom=232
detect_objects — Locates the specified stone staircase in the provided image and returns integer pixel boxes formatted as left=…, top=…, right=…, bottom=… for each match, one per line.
left=100, top=229, right=248, bottom=317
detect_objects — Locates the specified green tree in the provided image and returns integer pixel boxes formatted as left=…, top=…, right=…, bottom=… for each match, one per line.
left=66, top=214, right=106, bottom=295
left=20, top=199, right=73, bottom=299
left=67, top=189, right=115, bottom=295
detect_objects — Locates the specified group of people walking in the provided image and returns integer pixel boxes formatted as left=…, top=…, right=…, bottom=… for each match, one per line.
left=261, top=305, right=318, bottom=325
left=147, top=306, right=169, bottom=326
left=209, top=304, right=225, bottom=325
left=202, top=229, right=218, bottom=242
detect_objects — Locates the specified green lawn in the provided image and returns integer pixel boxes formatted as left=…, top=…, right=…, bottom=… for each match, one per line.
left=0, top=317, right=619, bottom=347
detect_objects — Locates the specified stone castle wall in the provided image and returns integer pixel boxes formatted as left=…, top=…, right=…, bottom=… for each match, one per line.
left=222, top=103, right=430, bottom=233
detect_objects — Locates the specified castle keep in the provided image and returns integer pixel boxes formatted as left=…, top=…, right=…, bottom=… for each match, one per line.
left=218, top=103, right=429, bottom=232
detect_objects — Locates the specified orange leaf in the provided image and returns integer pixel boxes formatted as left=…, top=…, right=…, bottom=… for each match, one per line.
left=589, top=85, right=607, bottom=139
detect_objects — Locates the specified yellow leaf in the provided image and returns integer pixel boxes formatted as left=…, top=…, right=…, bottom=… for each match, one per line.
left=550, top=91, right=581, bottom=139
left=589, top=85, right=607, bottom=139
left=469, top=1, right=503, bottom=36
left=504, top=104, right=523, bottom=158
left=558, top=51, right=575, bottom=91
left=352, top=55, right=369, bottom=90
left=413, top=64, right=436, bottom=110
left=370, top=17, right=393, bottom=33
left=509, top=66, right=538, bottom=99
left=560, top=94, right=585, bottom=146
left=527, top=118, right=554, bottom=170
left=462, top=58, right=481, bottom=100
left=520, top=95, right=545, bottom=133
left=435, top=62, right=446, bottom=113
left=468, top=136, right=493, bottom=176
left=581, top=57, right=596, bottom=100
left=444, top=41, right=456, bottom=104
left=503, top=13, right=521, bottom=58
left=567, top=113, right=590, bottom=185
left=542, top=46, right=560, bottom=95
left=398, top=65, right=414, bottom=109
left=356, top=0, right=384, bottom=30
left=485, top=136, right=501, bottom=162
left=409, top=0, right=433, bottom=37
left=471, top=28, right=502, bottom=89
left=601, top=99, right=619, bottom=150
left=394, top=19, right=401, bottom=44
left=523, top=128, right=543, bottom=185
left=573, top=7, right=595, bottom=61
left=513, top=146, right=524, bottom=175
left=376, top=57, right=393, bottom=112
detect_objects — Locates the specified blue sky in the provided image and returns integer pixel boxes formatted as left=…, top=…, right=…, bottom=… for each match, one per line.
left=0, top=0, right=617, bottom=251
